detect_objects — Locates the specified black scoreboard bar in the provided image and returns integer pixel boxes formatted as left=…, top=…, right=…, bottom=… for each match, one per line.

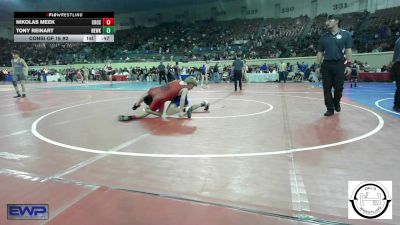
left=15, top=19, right=109, bottom=26
left=14, top=12, right=114, bottom=42
left=14, top=12, right=114, bottom=18
left=15, top=27, right=104, bottom=34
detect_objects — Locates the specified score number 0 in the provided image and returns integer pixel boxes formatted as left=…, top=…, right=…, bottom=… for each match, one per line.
left=102, top=18, right=114, bottom=26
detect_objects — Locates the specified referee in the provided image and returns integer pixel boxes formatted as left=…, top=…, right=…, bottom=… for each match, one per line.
left=315, top=15, right=353, bottom=116
left=232, top=54, right=244, bottom=91
left=391, top=37, right=400, bottom=112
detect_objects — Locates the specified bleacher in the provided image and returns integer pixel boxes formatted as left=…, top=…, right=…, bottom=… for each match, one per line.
left=262, top=16, right=308, bottom=41
left=368, top=6, right=400, bottom=31
left=1, top=7, right=399, bottom=67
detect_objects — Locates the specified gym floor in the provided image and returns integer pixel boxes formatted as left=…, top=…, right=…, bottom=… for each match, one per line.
left=0, top=81, right=398, bottom=225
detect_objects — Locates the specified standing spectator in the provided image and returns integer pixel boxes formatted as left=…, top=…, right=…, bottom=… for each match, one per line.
left=174, top=62, right=180, bottom=80
left=82, top=66, right=89, bottom=83
left=218, top=63, right=224, bottom=81
left=91, top=68, right=96, bottom=80
left=232, top=54, right=244, bottom=91
left=201, top=62, right=208, bottom=86
left=67, top=66, right=76, bottom=83
left=167, top=66, right=173, bottom=82
left=243, top=60, right=248, bottom=82
left=315, top=15, right=353, bottom=116
left=350, top=63, right=359, bottom=88
left=76, top=69, right=83, bottom=83
left=158, top=62, right=167, bottom=84
left=278, top=60, right=287, bottom=83
left=213, top=63, right=220, bottom=83
left=104, top=62, right=114, bottom=86
left=144, top=66, right=151, bottom=82
left=42, top=66, right=48, bottom=82
left=36, top=69, right=41, bottom=82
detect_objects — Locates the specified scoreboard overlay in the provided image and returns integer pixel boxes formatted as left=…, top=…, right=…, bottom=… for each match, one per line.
left=14, top=12, right=114, bottom=43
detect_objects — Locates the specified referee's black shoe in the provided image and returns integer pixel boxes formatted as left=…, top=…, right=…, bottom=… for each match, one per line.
left=335, top=103, right=341, bottom=112
left=324, top=110, right=334, bottom=117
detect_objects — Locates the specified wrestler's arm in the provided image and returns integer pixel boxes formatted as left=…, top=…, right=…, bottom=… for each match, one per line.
left=158, top=103, right=165, bottom=115
left=9, top=60, right=14, bottom=73
left=21, top=58, right=28, bottom=70
left=21, top=58, right=29, bottom=75
left=133, top=93, right=148, bottom=107
left=144, top=106, right=162, bottom=117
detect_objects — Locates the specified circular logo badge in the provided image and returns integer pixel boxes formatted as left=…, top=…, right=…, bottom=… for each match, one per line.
left=349, top=181, right=391, bottom=219
left=336, top=34, right=342, bottom=39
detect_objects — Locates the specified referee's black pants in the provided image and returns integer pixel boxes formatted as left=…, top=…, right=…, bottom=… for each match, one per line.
left=393, top=62, right=400, bottom=108
left=395, top=78, right=400, bottom=108
left=321, top=60, right=345, bottom=111
left=233, top=70, right=242, bottom=91
left=159, top=71, right=167, bottom=84
left=279, top=71, right=287, bottom=83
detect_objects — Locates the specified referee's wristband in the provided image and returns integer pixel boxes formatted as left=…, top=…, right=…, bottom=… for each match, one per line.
left=344, top=60, right=352, bottom=67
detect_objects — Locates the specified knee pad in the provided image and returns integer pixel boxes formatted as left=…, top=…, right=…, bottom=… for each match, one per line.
left=12, top=81, right=17, bottom=87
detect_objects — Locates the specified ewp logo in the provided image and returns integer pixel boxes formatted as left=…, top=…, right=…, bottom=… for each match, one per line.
left=7, top=204, right=49, bottom=220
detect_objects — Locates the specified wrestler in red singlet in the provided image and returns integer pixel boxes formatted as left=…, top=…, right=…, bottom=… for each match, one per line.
left=118, top=77, right=200, bottom=121
left=147, top=80, right=183, bottom=111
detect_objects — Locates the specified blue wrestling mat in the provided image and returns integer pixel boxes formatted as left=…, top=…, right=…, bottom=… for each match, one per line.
left=314, top=82, right=399, bottom=118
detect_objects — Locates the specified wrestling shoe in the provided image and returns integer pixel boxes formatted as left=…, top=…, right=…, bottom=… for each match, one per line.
left=202, top=100, right=209, bottom=111
left=185, top=106, right=193, bottom=119
left=118, top=115, right=133, bottom=121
